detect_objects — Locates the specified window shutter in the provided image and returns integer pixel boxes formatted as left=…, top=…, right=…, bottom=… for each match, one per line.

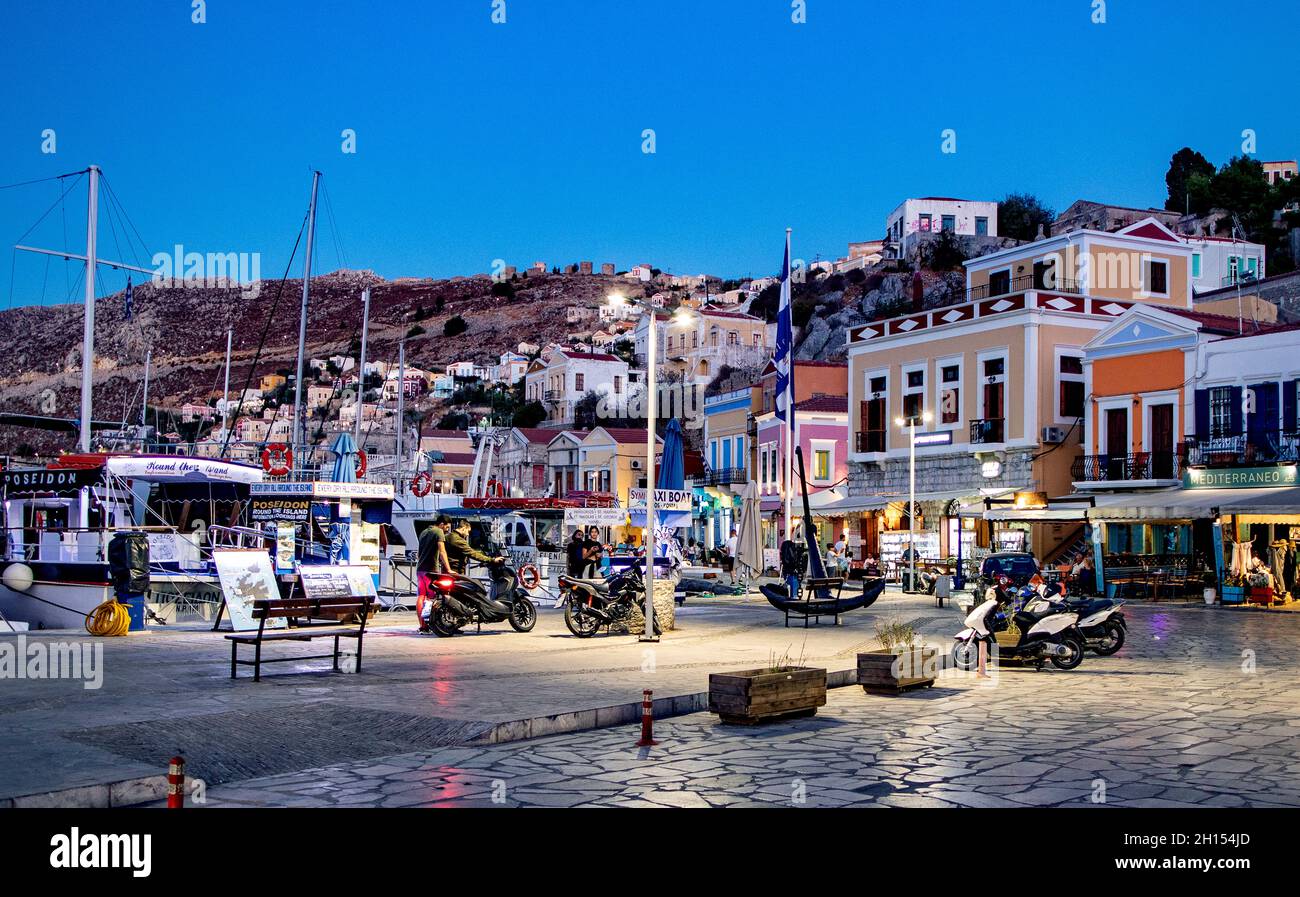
left=1194, top=389, right=1210, bottom=439
left=1284, top=381, right=1298, bottom=434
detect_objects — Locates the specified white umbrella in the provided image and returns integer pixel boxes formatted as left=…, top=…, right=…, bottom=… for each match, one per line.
left=735, top=480, right=764, bottom=584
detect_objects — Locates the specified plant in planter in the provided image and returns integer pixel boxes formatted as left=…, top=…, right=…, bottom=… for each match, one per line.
left=858, top=619, right=937, bottom=694
left=708, top=647, right=827, bottom=725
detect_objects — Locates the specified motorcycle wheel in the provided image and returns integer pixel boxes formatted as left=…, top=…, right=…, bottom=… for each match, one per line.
left=1049, top=636, right=1085, bottom=670
left=1092, top=621, right=1125, bottom=656
left=952, top=640, right=978, bottom=672
left=509, top=597, right=537, bottom=632
left=564, top=603, right=600, bottom=638
left=430, top=607, right=464, bottom=637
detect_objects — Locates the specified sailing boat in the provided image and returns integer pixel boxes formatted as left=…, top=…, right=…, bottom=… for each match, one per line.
left=0, top=166, right=267, bottom=629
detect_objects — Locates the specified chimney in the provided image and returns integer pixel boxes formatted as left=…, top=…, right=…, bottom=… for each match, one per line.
left=911, top=271, right=924, bottom=312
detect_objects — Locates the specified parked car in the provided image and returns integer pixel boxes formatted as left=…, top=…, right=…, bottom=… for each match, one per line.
left=978, top=551, right=1040, bottom=588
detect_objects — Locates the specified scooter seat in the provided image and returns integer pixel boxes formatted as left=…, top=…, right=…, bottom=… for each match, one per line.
left=559, top=575, right=611, bottom=595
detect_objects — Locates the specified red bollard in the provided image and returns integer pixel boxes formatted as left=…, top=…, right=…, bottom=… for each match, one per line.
left=166, top=756, right=185, bottom=809
left=636, top=689, right=658, bottom=747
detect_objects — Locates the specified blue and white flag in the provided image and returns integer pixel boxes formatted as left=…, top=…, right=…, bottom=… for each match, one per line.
left=124, top=276, right=134, bottom=321
left=773, top=237, right=793, bottom=422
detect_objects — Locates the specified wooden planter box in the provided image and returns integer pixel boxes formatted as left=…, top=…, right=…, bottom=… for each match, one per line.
left=1221, top=586, right=1245, bottom=605
left=708, top=666, right=827, bottom=725
left=858, top=647, right=937, bottom=694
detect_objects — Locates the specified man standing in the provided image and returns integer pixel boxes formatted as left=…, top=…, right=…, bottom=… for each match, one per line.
left=724, top=526, right=739, bottom=585
left=567, top=529, right=589, bottom=577
left=415, top=516, right=451, bottom=632
left=445, top=519, right=501, bottom=574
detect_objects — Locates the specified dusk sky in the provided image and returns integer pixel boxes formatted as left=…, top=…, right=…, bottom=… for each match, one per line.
left=2, top=0, right=1297, bottom=305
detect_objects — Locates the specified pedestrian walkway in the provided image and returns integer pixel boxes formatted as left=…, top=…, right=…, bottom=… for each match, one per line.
left=179, top=603, right=1300, bottom=808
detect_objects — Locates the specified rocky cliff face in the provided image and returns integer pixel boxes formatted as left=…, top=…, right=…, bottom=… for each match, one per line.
left=0, top=270, right=644, bottom=454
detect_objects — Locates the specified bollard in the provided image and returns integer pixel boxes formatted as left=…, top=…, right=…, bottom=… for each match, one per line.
left=636, top=689, right=658, bottom=747
left=167, top=755, right=186, bottom=809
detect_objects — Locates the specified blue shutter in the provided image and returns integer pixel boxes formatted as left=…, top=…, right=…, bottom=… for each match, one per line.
left=1284, top=381, right=1298, bottom=434
left=1228, top=386, right=1243, bottom=435
left=1194, top=389, right=1210, bottom=440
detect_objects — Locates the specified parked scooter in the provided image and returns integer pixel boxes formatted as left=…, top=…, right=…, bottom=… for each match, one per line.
left=953, top=583, right=1085, bottom=671
left=1062, top=594, right=1126, bottom=655
left=421, top=557, right=538, bottom=636
left=1029, top=578, right=1126, bottom=656
left=558, top=562, right=660, bottom=638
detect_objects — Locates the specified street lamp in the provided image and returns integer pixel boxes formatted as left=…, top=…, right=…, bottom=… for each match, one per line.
left=895, top=410, right=933, bottom=593
left=608, top=292, right=661, bottom=642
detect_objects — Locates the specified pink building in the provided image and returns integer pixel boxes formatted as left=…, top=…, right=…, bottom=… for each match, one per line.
left=755, top=395, right=849, bottom=547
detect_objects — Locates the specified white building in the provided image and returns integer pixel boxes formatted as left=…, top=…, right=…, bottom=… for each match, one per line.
left=885, top=196, right=998, bottom=258
left=493, top=351, right=529, bottom=385
left=1183, top=233, right=1267, bottom=295
left=524, top=350, right=632, bottom=426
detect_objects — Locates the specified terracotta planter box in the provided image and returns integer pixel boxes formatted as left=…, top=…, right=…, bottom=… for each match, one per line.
left=858, top=647, right=937, bottom=694
left=708, top=666, right=827, bottom=725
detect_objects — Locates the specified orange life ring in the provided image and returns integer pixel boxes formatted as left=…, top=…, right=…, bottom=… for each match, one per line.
left=517, top=564, right=541, bottom=590
left=354, top=450, right=367, bottom=479
left=411, top=472, right=432, bottom=497
left=261, top=443, right=292, bottom=477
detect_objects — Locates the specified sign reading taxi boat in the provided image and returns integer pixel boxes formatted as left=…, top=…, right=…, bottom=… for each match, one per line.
left=627, top=488, right=692, bottom=511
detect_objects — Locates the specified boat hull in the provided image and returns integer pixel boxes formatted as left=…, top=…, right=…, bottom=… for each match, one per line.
left=0, top=561, right=112, bottom=631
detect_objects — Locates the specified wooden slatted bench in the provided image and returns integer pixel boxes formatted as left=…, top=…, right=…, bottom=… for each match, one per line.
left=226, top=594, right=374, bottom=682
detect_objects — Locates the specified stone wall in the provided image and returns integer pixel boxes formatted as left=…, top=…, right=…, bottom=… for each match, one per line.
left=847, top=447, right=1038, bottom=498
left=626, top=579, right=676, bottom=634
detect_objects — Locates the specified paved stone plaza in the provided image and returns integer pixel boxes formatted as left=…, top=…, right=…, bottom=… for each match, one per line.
left=181, top=600, right=1300, bottom=808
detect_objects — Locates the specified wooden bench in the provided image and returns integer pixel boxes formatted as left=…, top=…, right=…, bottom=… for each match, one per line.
left=226, top=594, right=374, bottom=682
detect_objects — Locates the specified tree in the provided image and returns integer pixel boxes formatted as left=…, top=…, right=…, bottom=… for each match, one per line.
left=443, top=315, right=468, bottom=337
left=437, top=410, right=470, bottom=430
left=490, top=281, right=515, bottom=299
left=998, top=193, right=1056, bottom=241
left=511, top=400, right=546, bottom=428
left=1164, top=147, right=1215, bottom=212
left=921, top=229, right=968, bottom=271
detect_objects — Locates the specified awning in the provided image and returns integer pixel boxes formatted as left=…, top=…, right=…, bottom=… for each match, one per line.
left=983, top=507, right=1091, bottom=522
left=1082, top=486, right=1300, bottom=521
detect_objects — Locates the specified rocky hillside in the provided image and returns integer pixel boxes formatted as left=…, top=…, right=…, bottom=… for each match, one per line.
left=0, top=270, right=647, bottom=454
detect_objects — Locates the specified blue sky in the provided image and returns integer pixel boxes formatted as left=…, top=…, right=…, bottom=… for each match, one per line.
left=1, top=0, right=1297, bottom=305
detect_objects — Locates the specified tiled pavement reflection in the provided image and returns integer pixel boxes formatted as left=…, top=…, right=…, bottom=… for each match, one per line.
left=187, top=604, right=1300, bottom=807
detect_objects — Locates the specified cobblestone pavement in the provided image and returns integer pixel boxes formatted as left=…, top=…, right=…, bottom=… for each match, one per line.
left=184, top=603, right=1300, bottom=808
left=1, top=586, right=950, bottom=799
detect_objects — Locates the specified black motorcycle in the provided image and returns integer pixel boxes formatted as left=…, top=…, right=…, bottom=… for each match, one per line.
left=559, top=562, right=660, bottom=638
left=422, top=557, right=537, bottom=636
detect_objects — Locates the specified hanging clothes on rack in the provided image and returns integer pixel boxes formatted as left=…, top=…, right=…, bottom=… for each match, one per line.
left=1229, top=538, right=1252, bottom=579
left=1270, top=541, right=1289, bottom=599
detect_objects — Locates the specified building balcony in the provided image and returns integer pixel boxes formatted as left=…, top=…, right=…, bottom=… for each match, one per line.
left=1184, top=431, right=1299, bottom=466
left=855, top=431, right=886, bottom=453
left=969, top=418, right=1005, bottom=445
left=966, top=274, right=1083, bottom=303
left=543, top=390, right=563, bottom=403
left=697, top=466, right=747, bottom=486
left=1072, top=452, right=1183, bottom=484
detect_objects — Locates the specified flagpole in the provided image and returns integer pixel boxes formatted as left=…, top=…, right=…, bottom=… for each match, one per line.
left=783, top=227, right=793, bottom=543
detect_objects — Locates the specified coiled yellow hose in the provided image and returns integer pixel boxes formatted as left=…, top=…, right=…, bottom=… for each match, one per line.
left=85, top=599, right=131, bottom=637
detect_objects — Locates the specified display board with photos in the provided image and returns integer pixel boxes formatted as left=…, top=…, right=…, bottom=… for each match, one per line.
left=297, top=565, right=380, bottom=602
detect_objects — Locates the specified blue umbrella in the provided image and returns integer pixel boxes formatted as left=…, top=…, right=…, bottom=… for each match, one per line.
left=656, top=418, right=685, bottom=491
left=327, top=431, right=359, bottom=483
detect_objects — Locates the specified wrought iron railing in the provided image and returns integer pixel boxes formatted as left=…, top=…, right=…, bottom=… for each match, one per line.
left=697, top=467, right=747, bottom=486
left=1072, top=452, right=1182, bottom=483
left=856, top=430, right=886, bottom=453
left=969, top=418, right=1005, bottom=445
left=1184, top=431, right=1299, bottom=466
left=966, top=274, right=1084, bottom=302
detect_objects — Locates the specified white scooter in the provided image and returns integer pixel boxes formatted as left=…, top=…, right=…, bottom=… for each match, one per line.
left=953, top=589, right=1085, bottom=671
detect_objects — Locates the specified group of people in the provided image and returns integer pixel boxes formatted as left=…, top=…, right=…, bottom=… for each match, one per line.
left=416, top=516, right=503, bottom=581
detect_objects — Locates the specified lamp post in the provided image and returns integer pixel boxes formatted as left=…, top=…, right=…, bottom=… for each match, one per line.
left=896, top=410, right=932, bottom=592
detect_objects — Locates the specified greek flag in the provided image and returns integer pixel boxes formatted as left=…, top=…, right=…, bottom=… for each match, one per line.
left=773, top=238, right=793, bottom=422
